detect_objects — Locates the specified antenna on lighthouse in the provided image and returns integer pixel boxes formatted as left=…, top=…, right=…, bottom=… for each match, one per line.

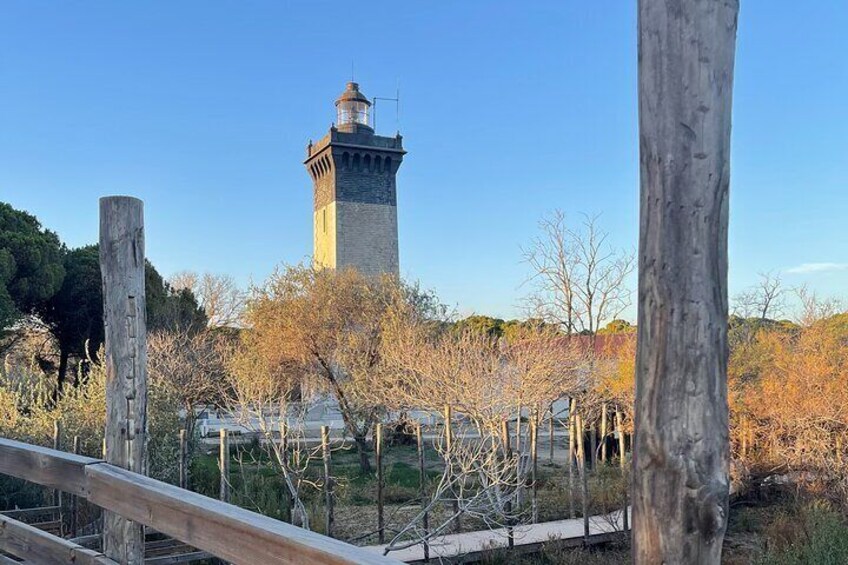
left=372, top=82, right=400, bottom=133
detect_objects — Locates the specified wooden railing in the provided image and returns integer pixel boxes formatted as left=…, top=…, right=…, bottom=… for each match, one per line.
left=0, top=437, right=400, bottom=565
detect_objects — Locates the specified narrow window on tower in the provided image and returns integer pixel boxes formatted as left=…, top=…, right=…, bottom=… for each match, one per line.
left=323, top=209, right=327, bottom=233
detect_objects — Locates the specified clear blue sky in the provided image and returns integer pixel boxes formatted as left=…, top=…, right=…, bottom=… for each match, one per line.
left=1, top=2, right=846, bottom=320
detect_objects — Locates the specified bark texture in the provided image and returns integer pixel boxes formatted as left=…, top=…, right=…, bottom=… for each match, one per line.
left=99, top=196, right=148, bottom=564
left=634, top=1, right=738, bottom=563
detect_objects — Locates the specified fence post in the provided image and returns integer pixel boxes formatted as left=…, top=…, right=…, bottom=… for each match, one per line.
left=417, top=423, right=430, bottom=562
left=515, top=407, right=522, bottom=455
left=179, top=429, right=187, bottom=490
left=321, top=426, right=334, bottom=537
left=589, top=425, right=597, bottom=470
left=52, top=420, right=62, bottom=510
left=530, top=414, right=538, bottom=523
left=617, top=409, right=629, bottom=532
left=500, top=420, right=514, bottom=549
left=576, top=413, right=589, bottom=544
left=71, top=435, right=80, bottom=538
left=444, top=404, right=459, bottom=533
left=601, top=403, right=608, bottom=464
left=219, top=429, right=229, bottom=502
left=376, top=423, right=384, bottom=544
left=548, top=402, right=555, bottom=464
left=100, top=196, right=147, bottom=565
left=568, top=398, right=576, bottom=519
left=280, top=421, right=294, bottom=523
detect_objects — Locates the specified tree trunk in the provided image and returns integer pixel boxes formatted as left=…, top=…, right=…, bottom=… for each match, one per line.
left=353, top=434, right=372, bottom=474
left=634, top=2, right=738, bottom=563
left=57, top=348, right=70, bottom=390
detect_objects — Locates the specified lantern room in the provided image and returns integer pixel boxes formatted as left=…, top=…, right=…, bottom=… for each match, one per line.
left=335, top=82, right=373, bottom=133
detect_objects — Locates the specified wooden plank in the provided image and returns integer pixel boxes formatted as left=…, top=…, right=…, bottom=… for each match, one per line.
left=28, top=520, right=62, bottom=535
left=85, top=463, right=402, bottom=565
left=0, top=515, right=117, bottom=565
left=100, top=195, right=149, bottom=565
left=0, top=506, right=61, bottom=520
left=145, top=551, right=210, bottom=565
left=634, top=1, right=738, bottom=563
left=0, top=438, right=100, bottom=497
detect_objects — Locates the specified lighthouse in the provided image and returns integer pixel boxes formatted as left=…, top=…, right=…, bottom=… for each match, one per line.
left=304, top=82, right=405, bottom=276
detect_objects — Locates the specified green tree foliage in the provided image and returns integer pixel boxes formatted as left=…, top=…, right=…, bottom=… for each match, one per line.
left=451, top=315, right=557, bottom=340
left=597, top=319, right=636, bottom=334
left=38, top=244, right=206, bottom=387
left=0, top=203, right=65, bottom=333
left=37, top=245, right=102, bottom=387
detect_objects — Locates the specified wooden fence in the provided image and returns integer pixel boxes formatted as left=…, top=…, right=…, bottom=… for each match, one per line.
left=0, top=437, right=401, bottom=565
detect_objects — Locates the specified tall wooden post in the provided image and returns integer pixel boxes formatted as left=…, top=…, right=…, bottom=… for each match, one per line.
left=444, top=405, right=459, bottom=533
left=416, top=424, right=430, bottom=562
left=219, top=429, right=229, bottom=502
left=530, top=415, right=539, bottom=523
left=100, top=196, right=147, bottom=565
left=617, top=409, right=629, bottom=532
left=52, top=420, right=62, bottom=509
left=321, top=426, right=334, bottom=537
left=576, top=413, right=589, bottom=544
left=600, top=403, right=608, bottom=464
left=635, top=1, right=738, bottom=563
left=500, top=420, right=514, bottom=549
left=376, top=423, right=385, bottom=544
left=179, top=429, right=187, bottom=490
left=280, top=422, right=294, bottom=523
left=548, top=402, right=555, bottom=464
left=71, top=435, right=80, bottom=538
left=514, top=407, right=522, bottom=455
left=568, top=398, right=576, bottom=519
left=589, top=425, right=597, bottom=470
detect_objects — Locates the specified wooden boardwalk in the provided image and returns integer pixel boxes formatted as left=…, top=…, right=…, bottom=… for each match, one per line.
left=365, top=509, right=631, bottom=563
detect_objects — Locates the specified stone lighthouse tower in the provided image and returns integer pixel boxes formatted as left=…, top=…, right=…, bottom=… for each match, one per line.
left=304, top=82, right=405, bottom=276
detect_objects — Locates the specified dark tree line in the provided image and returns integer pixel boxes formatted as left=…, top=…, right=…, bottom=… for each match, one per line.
left=1, top=201, right=206, bottom=388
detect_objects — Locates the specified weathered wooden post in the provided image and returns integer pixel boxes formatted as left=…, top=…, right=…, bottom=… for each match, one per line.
left=179, top=429, right=187, bottom=489
left=567, top=398, right=576, bottom=519
left=52, top=420, right=62, bottom=510
left=443, top=404, right=460, bottom=533
left=576, top=413, right=589, bottom=544
left=548, top=402, right=555, bottom=464
left=600, top=403, right=608, bottom=464
left=500, top=420, right=514, bottom=549
left=280, top=422, right=294, bottom=523
left=514, top=407, right=522, bottom=455
left=71, top=435, right=80, bottom=538
left=530, top=414, right=539, bottom=523
left=634, top=1, right=738, bottom=563
left=616, top=409, right=629, bottom=532
left=589, top=425, right=597, bottom=470
left=100, top=196, right=148, bottom=565
left=416, top=424, right=430, bottom=562
left=376, top=423, right=385, bottom=544
left=321, top=426, right=334, bottom=537
left=219, top=428, right=229, bottom=502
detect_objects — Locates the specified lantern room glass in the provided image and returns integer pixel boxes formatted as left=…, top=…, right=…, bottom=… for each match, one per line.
left=337, top=100, right=371, bottom=128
